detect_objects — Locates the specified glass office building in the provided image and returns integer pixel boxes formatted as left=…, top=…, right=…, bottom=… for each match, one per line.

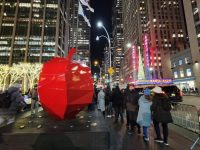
left=69, top=0, right=91, bottom=66
left=0, top=0, right=70, bottom=65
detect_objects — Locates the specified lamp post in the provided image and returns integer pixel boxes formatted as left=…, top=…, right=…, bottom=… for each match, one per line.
left=96, top=21, right=112, bottom=87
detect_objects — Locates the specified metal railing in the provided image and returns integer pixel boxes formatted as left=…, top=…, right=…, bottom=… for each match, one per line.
left=171, top=103, right=200, bottom=149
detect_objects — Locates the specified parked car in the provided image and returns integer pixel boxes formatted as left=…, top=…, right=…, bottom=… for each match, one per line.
left=135, top=85, right=183, bottom=102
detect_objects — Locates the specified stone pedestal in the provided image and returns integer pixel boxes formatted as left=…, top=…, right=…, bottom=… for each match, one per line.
left=0, top=110, right=110, bottom=150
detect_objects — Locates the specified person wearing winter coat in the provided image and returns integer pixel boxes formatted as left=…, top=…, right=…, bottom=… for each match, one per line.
left=1, top=84, right=26, bottom=125
left=125, top=83, right=141, bottom=134
left=151, top=86, right=173, bottom=146
left=137, top=88, right=152, bottom=142
left=124, top=84, right=130, bottom=128
left=97, top=87, right=106, bottom=118
left=112, top=85, right=124, bottom=123
left=104, top=84, right=112, bottom=117
left=30, top=84, right=39, bottom=117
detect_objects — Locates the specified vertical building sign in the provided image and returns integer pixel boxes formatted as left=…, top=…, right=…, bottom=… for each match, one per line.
left=150, top=47, right=155, bottom=79
left=143, top=34, right=151, bottom=80
left=132, top=45, right=137, bottom=80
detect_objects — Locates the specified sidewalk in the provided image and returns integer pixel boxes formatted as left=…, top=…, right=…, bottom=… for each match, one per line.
left=183, top=94, right=200, bottom=97
left=106, top=116, right=200, bottom=150
left=0, top=107, right=43, bottom=128
left=1, top=109, right=200, bottom=150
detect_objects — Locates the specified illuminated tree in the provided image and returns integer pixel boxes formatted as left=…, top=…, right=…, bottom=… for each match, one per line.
left=12, top=63, right=42, bottom=91
left=138, top=49, right=145, bottom=80
left=9, top=63, right=24, bottom=86
left=0, top=65, right=10, bottom=91
left=26, top=63, right=42, bottom=89
left=0, top=63, right=42, bottom=92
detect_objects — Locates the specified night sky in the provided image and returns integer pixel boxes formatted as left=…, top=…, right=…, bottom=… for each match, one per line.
left=90, top=0, right=113, bottom=66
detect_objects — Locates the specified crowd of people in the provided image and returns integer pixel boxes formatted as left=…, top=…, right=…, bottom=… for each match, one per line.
left=0, top=84, right=39, bottom=126
left=182, top=87, right=199, bottom=95
left=0, top=82, right=173, bottom=145
left=94, top=83, right=173, bottom=146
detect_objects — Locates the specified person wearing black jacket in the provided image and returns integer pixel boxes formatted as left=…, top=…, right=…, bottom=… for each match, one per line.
left=125, top=83, right=141, bottom=134
left=151, top=86, right=173, bottom=146
left=104, top=84, right=112, bottom=117
left=112, top=86, right=124, bottom=123
left=124, top=84, right=130, bottom=127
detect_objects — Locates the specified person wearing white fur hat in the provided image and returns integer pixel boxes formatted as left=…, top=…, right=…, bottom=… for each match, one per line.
left=151, top=86, right=173, bottom=146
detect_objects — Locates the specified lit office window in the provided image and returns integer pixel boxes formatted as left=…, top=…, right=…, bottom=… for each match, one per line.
left=173, top=62, right=176, bottom=67
left=185, top=57, right=190, bottom=64
left=180, top=70, right=184, bottom=77
left=174, top=72, right=178, bottom=78
left=186, top=68, right=192, bottom=76
left=179, top=59, right=183, bottom=65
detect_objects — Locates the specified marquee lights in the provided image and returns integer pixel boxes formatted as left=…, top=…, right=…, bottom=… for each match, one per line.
left=130, top=79, right=173, bottom=85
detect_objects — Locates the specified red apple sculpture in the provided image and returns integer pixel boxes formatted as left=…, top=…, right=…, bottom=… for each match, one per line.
left=38, top=48, right=94, bottom=120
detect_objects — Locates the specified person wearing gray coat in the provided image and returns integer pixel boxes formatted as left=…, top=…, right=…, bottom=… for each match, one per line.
left=97, top=87, right=106, bottom=118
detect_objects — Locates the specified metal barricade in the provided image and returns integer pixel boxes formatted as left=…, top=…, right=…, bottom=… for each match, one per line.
left=171, top=103, right=200, bottom=149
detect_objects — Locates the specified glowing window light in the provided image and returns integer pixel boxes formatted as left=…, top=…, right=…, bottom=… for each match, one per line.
left=174, top=72, right=178, bottom=78
left=180, top=70, right=184, bottom=77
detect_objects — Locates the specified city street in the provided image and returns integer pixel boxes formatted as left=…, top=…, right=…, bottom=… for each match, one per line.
left=181, top=96, right=200, bottom=106
left=0, top=0, right=200, bottom=149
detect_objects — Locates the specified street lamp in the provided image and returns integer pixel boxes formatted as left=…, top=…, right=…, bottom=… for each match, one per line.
left=96, top=21, right=112, bottom=88
left=97, top=21, right=103, bottom=28
left=96, top=35, right=109, bottom=42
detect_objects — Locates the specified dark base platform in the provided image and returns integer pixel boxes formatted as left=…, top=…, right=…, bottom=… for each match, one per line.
left=0, top=110, right=110, bottom=150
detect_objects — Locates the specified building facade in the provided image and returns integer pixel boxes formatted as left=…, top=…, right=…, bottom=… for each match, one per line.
left=69, top=0, right=91, bottom=66
left=122, top=0, right=149, bottom=82
left=171, top=49, right=195, bottom=90
left=121, top=0, right=188, bottom=83
left=112, top=0, right=124, bottom=83
left=180, top=0, right=200, bottom=89
left=0, top=0, right=70, bottom=65
left=148, top=0, right=188, bottom=79
left=103, top=46, right=110, bottom=83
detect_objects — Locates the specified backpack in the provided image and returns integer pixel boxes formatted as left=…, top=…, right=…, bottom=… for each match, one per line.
left=0, top=91, right=12, bottom=108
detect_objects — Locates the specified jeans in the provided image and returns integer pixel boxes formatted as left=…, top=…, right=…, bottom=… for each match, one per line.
left=143, top=126, right=149, bottom=138
left=31, top=99, right=39, bottom=116
left=153, top=120, right=169, bottom=143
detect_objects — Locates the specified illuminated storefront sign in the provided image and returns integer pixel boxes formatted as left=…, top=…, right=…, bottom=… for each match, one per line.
left=130, top=79, right=173, bottom=85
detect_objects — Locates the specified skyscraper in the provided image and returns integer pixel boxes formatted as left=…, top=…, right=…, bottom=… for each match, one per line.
left=178, top=0, right=200, bottom=89
left=122, top=0, right=149, bottom=82
left=112, top=0, right=124, bottom=83
left=121, top=0, right=188, bottom=82
left=103, top=46, right=110, bottom=81
left=147, top=0, right=188, bottom=79
left=0, top=0, right=70, bottom=65
left=69, top=0, right=91, bottom=66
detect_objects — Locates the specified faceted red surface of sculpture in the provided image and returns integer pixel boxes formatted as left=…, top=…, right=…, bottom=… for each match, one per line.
left=38, top=48, right=94, bottom=120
